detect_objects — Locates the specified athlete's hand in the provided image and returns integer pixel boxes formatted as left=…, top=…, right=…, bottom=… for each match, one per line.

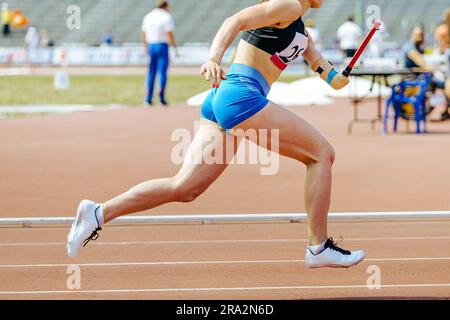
left=200, top=59, right=227, bottom=88
left=311, top=57, right=349, bottom=90
left=329, top=73, right=350, bottom=90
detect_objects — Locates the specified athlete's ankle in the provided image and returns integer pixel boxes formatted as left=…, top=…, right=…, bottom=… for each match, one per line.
left=95, top=204, right=105, bottom=227
left=99, top=202, right=114, bottom=225
left=308, top=234, right=328, bottom=247
left=307, top=239, right=327, bottom=254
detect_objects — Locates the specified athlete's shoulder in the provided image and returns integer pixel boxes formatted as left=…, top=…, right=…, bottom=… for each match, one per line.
left=268, top=0, right=302, bottom=21
left=274, top=0, right=302, bottom=12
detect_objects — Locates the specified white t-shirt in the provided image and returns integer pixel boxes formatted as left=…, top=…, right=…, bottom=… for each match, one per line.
left=337, top=21, right=362, bottom=50
left=141, top=8, right=175, bottom=44
left=306, top=27, right=321, bottom=49
left=307, top=27, right=320, bottom=43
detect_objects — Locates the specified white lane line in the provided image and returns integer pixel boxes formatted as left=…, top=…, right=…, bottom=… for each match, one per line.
left=1, top=236, right=449, bottom=247
left=0, top=283, right=449, bottom=295
left=1, top=257, right=449, bottom=268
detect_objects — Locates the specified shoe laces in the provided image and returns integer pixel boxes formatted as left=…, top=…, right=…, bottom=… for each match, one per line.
left=326, top=237, right=351, bottom=255
left=82, top=205, right=102, bottom=247
left=83, top=227, right=102, bottom=247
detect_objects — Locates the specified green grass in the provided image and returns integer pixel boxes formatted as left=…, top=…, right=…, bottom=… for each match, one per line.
left=0, top=74, right=303, bottom=106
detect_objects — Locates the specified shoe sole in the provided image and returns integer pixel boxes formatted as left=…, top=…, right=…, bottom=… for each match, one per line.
left=67, top=201, right=86, bottom=257
left=306, top=255, right=366, bottom=269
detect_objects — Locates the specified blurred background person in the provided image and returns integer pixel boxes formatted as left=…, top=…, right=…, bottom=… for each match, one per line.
left=404, top=24, right=448, bottom=120
left=369, top=20, right=389, bottom=58
left=435, top=12, right=449, bottom=56
left=1, top=2, right=11, bottom=37
left=303, top=18, right=321, bottom=74
left=305, top=18, right=321, bottom=50
left=102, top=31, right=114, bottom=47
left=435, top=10, right=449, bottom=89
left=39, top=28, right=55, bottom=65
left=10, top=8, right=28, bottom=31
left=24, top=26, right=39, bottom=64
left=337, top=16, right=362, bottom=58
left=25, top=26, right=39, bottom=48
left=434, top=8, right=450, bottom=119
left=403, top=24, right=432, bottom=70
left=141, top=0, right=178, bottom=107
left=40, top=29, right=51, bottom=47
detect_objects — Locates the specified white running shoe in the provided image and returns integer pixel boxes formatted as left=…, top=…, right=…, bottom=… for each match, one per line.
left=305, top=238, right=366, bottom=268
left=67, top=200, right=102, bottom=257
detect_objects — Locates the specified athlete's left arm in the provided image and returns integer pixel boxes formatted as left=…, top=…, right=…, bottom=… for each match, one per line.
left=201, top=0, right=302, bottom=88
left=303, top=35, right=349, bottom=90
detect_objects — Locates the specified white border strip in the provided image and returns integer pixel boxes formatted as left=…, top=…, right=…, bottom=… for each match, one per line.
left=0, top=283, right=449, bottom=295
left=1, top=236, right=450, bottom=247
left=1, top=211, right=450, bottom=226
left=1, top=257, right=449, bottom=268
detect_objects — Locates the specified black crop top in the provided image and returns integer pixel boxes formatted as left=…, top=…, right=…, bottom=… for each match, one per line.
left=241, top=17, right=309, bottom=70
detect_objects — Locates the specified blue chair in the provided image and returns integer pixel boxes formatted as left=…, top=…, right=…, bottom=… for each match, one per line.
left=383, top=73, right=432, bottom=134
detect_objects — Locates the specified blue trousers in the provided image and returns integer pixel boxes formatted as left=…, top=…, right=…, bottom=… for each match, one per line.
left=146, top=43, right=169, bottom=103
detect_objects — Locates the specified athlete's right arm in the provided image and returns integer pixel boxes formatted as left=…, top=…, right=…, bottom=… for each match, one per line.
left=200, top=0, right=302, bottom=88
left=304, top=34, right=349, bottom=90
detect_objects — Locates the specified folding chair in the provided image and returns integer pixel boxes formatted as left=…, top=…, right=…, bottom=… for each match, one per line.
left=383, top=73, right=432, bottom=134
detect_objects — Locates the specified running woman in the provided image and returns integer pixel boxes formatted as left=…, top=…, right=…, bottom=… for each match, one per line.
left=68, top=0, right=366, bottom=268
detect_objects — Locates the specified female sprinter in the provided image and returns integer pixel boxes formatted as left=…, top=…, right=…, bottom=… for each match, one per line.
left=67, top=0, right=366, bottom=268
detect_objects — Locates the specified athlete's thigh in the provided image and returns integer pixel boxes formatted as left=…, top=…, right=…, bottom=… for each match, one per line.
left=174, top=119, right=238, bottom=189
left=231, top=101, right=331, bottom=164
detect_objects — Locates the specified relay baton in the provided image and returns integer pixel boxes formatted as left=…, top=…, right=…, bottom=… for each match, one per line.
left=342, top=21, right=381, bottom=77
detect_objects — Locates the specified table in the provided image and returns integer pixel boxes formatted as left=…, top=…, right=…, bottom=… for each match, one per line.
left=347, top=69, right=426, bottom=134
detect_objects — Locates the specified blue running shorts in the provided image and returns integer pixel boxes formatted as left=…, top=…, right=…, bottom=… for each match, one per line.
left=201, top=63, right=271, bottom=130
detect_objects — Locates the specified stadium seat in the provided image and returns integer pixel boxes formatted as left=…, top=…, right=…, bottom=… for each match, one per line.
left=3, top=0, right=450, bottom=47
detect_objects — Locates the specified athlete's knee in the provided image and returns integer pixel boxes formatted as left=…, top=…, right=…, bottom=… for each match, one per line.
left=307, top=140, right=335, bottom=166
left=320, top=141, right=335, bottom=165
left=176, top=184, right=207, bottom=203
left=325, top=143, right=336, bottom=165
left=171, top=176, right=208, bottom=203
